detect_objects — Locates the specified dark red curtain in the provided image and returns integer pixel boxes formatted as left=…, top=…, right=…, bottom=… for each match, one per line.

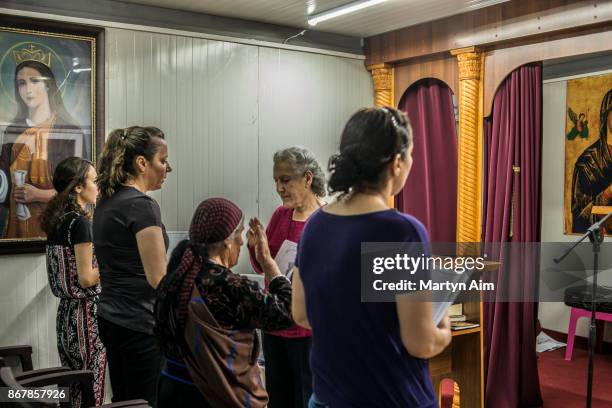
left=482, top=63, right=544, bottom=408
left=397, top=78, right=457, bottom=242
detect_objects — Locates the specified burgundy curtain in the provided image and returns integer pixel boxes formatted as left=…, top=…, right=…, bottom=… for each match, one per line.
left=397, top=79, right=457, bottom=242
left=482, top=63, right=543, bottom=408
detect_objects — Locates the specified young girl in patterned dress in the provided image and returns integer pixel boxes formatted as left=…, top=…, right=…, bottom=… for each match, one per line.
left=41, top=156, right=106, bottom=406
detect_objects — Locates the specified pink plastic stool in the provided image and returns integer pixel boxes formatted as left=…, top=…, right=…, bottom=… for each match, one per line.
left=565, top=306, right=612, bottom=361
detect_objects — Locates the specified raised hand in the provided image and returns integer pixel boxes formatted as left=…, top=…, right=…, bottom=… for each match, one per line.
left=248, top=218, right=272, bottom=265
left=246, top=217, right=258, bottom=248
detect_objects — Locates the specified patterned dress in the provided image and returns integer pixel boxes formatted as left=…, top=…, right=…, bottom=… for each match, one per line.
left=46, top=211, right=106, bottom=407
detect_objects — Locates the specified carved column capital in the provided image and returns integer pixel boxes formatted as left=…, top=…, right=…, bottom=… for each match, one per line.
left=452, top=47, right=482, bottom=80
left=368, top=63, right=393, bottom=91
left=367, top=63, right=394, bottom=108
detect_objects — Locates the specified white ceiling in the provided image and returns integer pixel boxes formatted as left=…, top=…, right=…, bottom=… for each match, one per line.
left=116, top=0, right=509, bottom=38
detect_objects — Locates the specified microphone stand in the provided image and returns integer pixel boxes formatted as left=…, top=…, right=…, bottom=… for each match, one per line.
left=554, top=211, right=612, bottom=408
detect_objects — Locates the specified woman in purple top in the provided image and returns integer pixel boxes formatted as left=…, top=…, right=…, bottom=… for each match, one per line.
left=292, top=107, right=452, bottom=408
left=248, top=146, right=326, bottom=408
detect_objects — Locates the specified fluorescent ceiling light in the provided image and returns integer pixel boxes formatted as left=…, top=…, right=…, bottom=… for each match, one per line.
left=308, top=0, right=388, bottom=26
left=465, top=0, right=510, bottom=10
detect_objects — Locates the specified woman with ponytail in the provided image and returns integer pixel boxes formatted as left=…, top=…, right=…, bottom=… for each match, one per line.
left=93, top=126, right=171, bottom=407
left=292, top=108, right=452, bottom=408
left=42, top=156, right=106, bottom=407
left=155, top=197, right=293, bottom=408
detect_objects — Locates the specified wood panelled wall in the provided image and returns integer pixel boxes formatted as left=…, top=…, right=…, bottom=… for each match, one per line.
left=483, top=27, right=612, bottom=116
left=365, top=1, right=611, bottom=116
left=365, top=0, right=610, bottom=66
left=394, top=54, right=458, bottom=105
left=0, top=27, right=373, bottom=370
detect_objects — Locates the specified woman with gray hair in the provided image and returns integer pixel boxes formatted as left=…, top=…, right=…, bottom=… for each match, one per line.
left=248, top=146, right=326, bottom=408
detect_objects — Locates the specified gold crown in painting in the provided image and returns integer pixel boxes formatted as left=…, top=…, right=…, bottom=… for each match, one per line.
left=12, top=44, right=52, bottom=67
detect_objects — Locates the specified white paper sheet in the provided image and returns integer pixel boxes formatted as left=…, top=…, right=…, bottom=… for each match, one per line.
left=431, top=266, right=474, bottom=325
left=433, top=301, right=454, bottom=326
left=536, top=332, right=566, bottom=353
left=274, top=239, right=298, bottom=280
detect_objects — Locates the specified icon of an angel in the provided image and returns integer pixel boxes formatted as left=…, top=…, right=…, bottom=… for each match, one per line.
left=566, top=107, right=589, bottom=140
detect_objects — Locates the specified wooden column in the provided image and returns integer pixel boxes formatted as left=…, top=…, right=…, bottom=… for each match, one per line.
left=451, top=47, right=484, bottom=245
left=367, top=63, right=394, bottom=108
left=367, top=63, right=395, bottom=208
left=450, top=46, right=485, bottom=408
left=453, top=382, right=461, bottom=408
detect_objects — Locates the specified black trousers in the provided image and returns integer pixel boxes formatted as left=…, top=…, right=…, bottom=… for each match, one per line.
left=263, top=334, right=312, bottom=408
left=98, top=317, right=164, bottom=407
left=157, top=374, right=212, bottom=408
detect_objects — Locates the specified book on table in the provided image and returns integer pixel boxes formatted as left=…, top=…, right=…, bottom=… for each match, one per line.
left=451, top=321, right=480, bottom=331
left=448, top=303, right=463, bottom=316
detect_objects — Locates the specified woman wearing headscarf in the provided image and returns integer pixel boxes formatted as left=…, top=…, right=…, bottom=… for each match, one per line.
left=155, top=197, right=293, bottom=408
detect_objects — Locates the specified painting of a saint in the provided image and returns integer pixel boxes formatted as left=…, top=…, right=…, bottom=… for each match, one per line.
left=0, top=26, right=98, bottom=243
left=564, top=74, right=612, bottom=234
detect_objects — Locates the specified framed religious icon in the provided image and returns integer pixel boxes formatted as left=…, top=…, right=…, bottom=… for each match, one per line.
left=564, top=73, right=612, bottom=235
left=0, top=15, right=104, bottom=254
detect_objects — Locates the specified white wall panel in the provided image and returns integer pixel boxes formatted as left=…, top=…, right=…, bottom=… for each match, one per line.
left=257, top=48, right=373, bottom=228
left=158, top=33, right=178, bottom=227
left=0, top=255, right=59, bottom=370
left=105, top=29, right=127, bottom=130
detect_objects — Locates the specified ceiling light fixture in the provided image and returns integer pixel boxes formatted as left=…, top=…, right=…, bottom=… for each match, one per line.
left=307, top=0, right=388, bottom=26
left=465, top=0, right=510, bottom=10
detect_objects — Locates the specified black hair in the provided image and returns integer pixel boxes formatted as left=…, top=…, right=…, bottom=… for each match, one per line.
left=328, top=107, right=413, bottom=197
left=96, top=126, right=165, bottom=197
left=40, top=156, right=93, bottom=235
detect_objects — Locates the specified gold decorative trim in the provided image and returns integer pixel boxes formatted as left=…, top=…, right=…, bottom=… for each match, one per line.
left=367, top=63, right=395, bottom=207
left=456, top=52, right=481, bottom=80
left=452, top=48, right=484, bottom=249
left=452, top=382, right=460, bottom=408
left=0, top=26, right=96, bottom=42
left=367, top=63, right=393, bottom=108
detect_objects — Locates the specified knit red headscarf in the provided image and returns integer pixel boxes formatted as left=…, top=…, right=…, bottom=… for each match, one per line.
left=155, top=198, right=243, bottom=359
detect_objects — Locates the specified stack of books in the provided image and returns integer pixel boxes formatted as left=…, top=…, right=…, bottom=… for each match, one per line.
left=448, top=303, right=480, bottom=331
left=450, top=314, right=467, bottom=323
left=448, top=303, right=464, bottom=322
